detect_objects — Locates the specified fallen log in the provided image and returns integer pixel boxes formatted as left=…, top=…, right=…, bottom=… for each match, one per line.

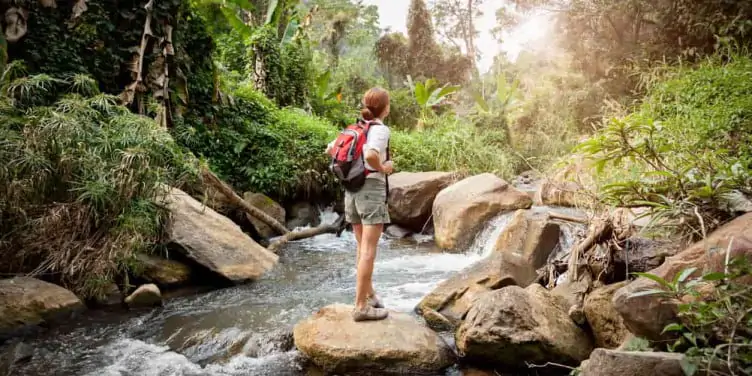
left=268, top=214, right=347, bottom=254
left=200, top=166, right=349, bottom=254
left=547, top=211, right=588, bottom=224
left=200, top=167, right=290, bottom=236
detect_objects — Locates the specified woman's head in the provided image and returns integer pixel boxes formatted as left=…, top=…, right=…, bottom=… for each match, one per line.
left=361, top=87, right=390, bottom=121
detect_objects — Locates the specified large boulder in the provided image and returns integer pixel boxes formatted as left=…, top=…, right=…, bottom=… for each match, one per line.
left=135, top=253, right=192, bottom=286
left=432, top=173, right=532, bottom=251
left=163, top=188, right=279, bottom=283
left=417, top=210, right=560, bottom=330
left=579, top=349, right=685, bottom=376
left=293, top=304, right=454, bottom=375
left=0, top=277, right=85, bottom=342
left=243, top=192, right=286, bottom=238
left=584, top=282, right=630, bottom=349
left=388, top=171, right=457, bottom=232
left=613, top=213, right=752, bottom=341
left=456, top=284, right=593, bottom=369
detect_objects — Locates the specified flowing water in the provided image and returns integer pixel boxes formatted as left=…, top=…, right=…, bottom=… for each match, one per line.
left=10, top=207, right=584, bottom=376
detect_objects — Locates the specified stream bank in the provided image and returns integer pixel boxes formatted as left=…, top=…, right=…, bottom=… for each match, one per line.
left=6, top=207, right=578, bottom=376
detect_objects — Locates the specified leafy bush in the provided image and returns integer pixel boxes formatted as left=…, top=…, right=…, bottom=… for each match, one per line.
left=577, top=54, right=752, bottom=238
left=174, top=85, right=338, bottom=201
left=388, top=88, right=420, bottom=130
left=632, top=257, right=752, bottom=375
left=391, top=115, right=520, bottom=179
left=0, top=73, right=196, bottom=299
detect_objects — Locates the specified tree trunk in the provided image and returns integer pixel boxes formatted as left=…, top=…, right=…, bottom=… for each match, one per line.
left=268, top=214, right=346, bottom=254
left=200, top=167, right=290, bottom=236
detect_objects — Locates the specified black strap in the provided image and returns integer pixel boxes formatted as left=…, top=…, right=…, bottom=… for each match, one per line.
left=385, top=139, right=390, bottom=203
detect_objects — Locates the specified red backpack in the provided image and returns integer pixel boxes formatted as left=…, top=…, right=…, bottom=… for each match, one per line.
left=328, top=119, right=388, bottom=192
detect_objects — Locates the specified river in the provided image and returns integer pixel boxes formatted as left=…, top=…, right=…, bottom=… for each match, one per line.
left=10, top=208, right=582, bottom=376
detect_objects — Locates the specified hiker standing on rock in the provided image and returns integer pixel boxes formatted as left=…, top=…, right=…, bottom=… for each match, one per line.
left=327, top=88, right=393, bottom=322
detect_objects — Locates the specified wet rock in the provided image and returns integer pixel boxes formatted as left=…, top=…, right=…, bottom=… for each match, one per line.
left=613, top=213, right=752, bottom=341
left=579, top=349, right=684, bottom=376
left=286, top=202, right=321, bottom=230
left=0, top=277, right=85, bottom=342
left=136, top=253, right=192, bottom=286
left=456, top=285, right=593, bottom=369
left=611, top=238, right=676, bottom=277
left=584, top=282, right=630, bottom=349
left=0, top=341, right=33, bottom=376
left=162, top=188, right=279, bottom=283
left=384, top=224, right=414, bottom=239
left=244, top=328, right=294, bottom=358
left=91, top=283, right=123, bottom=307
left=433, top=173, right=532, bottom=251
left=125, top=284, right=162, bottom=308
left=243, top=192, right=286, bottom=238
left=293, top=304, right=454, bottom=375
left=417, top=210, right=559, bottom=330
left=388, top=171, right=458, bottom=232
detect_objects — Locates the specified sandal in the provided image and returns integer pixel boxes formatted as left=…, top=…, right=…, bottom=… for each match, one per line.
left=352, top=306, right=389, bottom=322
left=368, top=294, right=384, bottom=309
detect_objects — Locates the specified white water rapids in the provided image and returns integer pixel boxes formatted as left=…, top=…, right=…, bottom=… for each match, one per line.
left=9, top=206, right=584, bottom=376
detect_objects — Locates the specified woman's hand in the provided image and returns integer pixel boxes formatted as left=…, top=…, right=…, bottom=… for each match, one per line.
left=381, top=161, right=394, bottom=175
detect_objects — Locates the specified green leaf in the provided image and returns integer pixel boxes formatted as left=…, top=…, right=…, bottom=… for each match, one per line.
left=679, top=356, right=697, bottom=376
left=414, top=82, right=428, bottom=107
left=316, top=70, right=331, bottom=99
left=675, top=267, right=698, bottom=284
left=470, top=90, right=489, bottom=112
left=661, top=323, right=685, bottom=334
left=634, top=272, right=674, bottom=290
left=629, top=289, right=669, bottom=298
left=265, top=0, right=281, bottom=27
left=701, top=272, right=727, bottom=281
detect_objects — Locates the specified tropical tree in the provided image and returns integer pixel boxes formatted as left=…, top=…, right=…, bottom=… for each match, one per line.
left=431, top=0, right=484, bottom=74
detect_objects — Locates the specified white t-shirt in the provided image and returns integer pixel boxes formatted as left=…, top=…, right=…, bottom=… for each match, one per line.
left=362, top=122, right=390, bottom=181
left=326, top=120, right=391, bottom=181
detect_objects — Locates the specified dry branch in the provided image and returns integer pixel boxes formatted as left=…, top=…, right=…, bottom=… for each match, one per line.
left=567, top=217, right=613, bottom=281
left=200, top=167, right=290, bottom=236
left=547, top=211, right=588, bottom=224
left=267, top=215, right=346, bottom=254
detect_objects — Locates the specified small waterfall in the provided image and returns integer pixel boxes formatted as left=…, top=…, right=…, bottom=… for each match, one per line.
left=467, top=212, right=517, bottom=257
left=318, top=205, right=340, bottom=225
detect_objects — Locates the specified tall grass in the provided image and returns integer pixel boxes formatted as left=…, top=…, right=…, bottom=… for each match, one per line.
left=0, top=68, right=197, bottom=298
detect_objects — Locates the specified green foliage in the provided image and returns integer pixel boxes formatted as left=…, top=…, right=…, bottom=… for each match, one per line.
left=577, top=55, right=752, bottom=238
left=0, top=73, right=197, bottom=299
left=391, top=115, right=520, bottom=178
left=388, top=88, right=421, bottom=130
left=174, top=85, right=338, bottom=201
left=629, top=257, right=752, bottom=375
left=409, top=77, right=461, bottom=122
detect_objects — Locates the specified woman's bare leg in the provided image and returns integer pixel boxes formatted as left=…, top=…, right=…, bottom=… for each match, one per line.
left=354, top=223, right=383, bottom=310
left=352, top=224, right=376, bottom=298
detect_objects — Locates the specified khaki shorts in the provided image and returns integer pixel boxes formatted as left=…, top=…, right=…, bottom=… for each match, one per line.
left=345, top=178, right=390, bottom=225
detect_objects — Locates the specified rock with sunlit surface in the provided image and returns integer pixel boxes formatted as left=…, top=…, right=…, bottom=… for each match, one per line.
left=613, top=212, right=752, bottom=341
left=432, top=173, right=532, bottom=251
left=387, top=171, right=458, bottom=232
left=162, top=188, right=279, bottom=283
left=456, top=284, right=593, bottom=369
left=293, top=304, right=455, bottom=375
left=0, top=277, right=85, bottom=342
left=417, top=209, right=560, bottom=330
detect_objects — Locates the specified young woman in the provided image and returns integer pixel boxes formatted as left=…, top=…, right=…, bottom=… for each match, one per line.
left=329, top=88, right=393, bottom=321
